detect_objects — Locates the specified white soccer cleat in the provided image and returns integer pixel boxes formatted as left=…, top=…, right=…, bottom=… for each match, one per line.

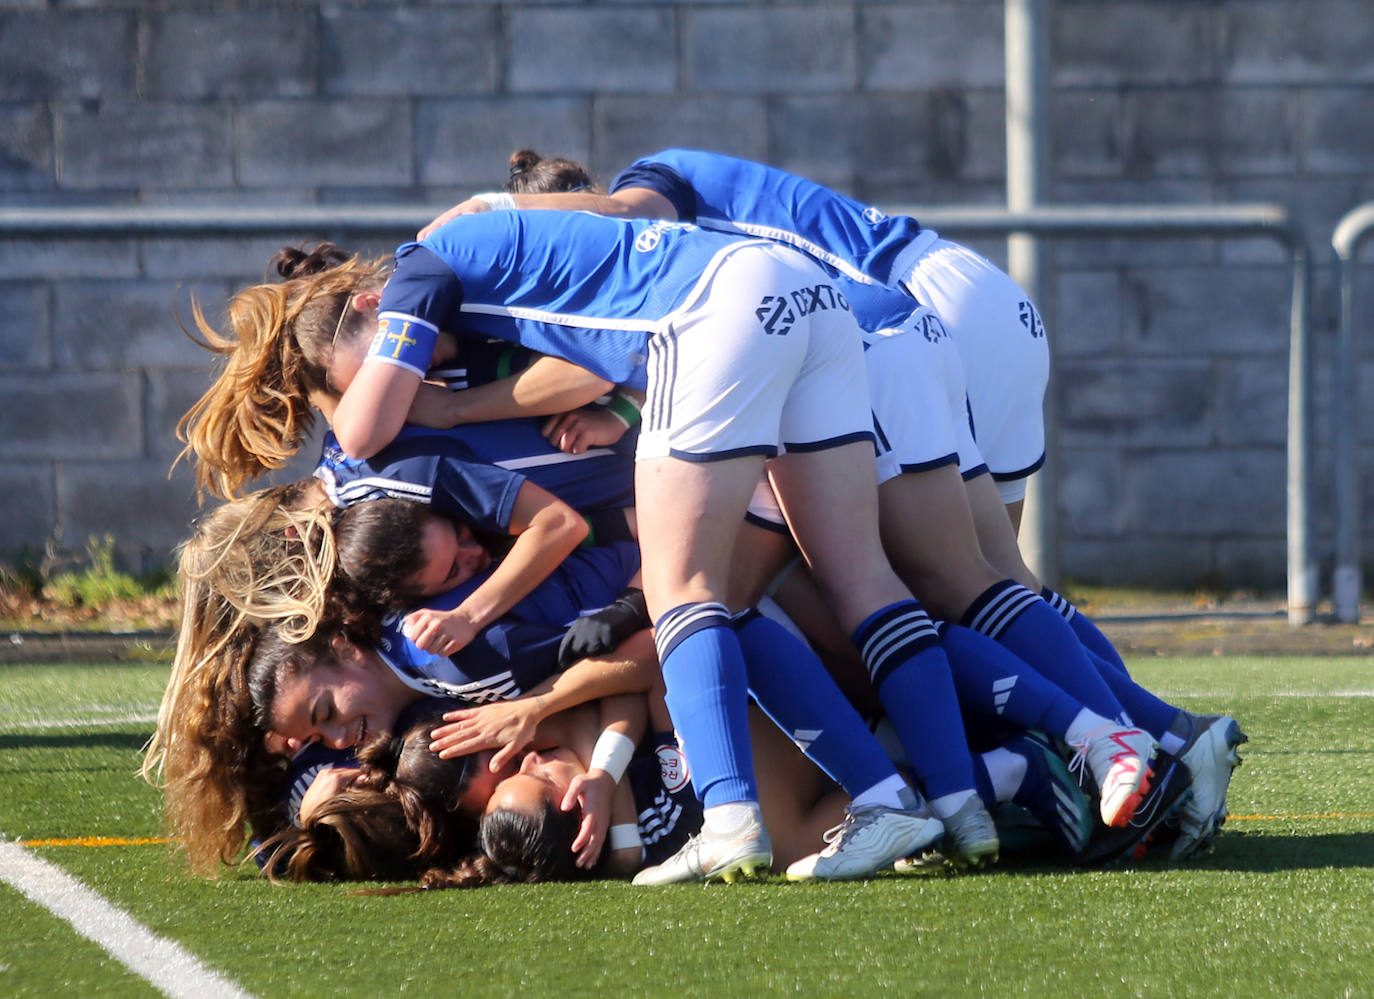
left=785, top=804, right=944, bottom=881
left=894, top=795, right=1000, bottom=873
left=1072, top=724, right=1157, bottom=828
left=939, top=795, right=1001, bottom=868
left=1170, top=714, right=1247, bottom=859
left=632, top=809, right=772, bottom=886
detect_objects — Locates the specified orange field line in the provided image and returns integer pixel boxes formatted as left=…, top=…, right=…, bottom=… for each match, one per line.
left=19, top=836, right=173, bottom=847
left=1226, top=812, right=1374, bottom=821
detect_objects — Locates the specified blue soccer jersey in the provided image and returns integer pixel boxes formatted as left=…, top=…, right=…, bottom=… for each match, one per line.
left=315, top=420, right=635, bottom=535
left=609, top=149, right=930, bottom=333
left=611, top=149, right=929, bottom=288
left=628, top=733, right=702, bottom=866
left=372, top=540, right=641, bottom=704
left=379, top=211, right=761, bottom=389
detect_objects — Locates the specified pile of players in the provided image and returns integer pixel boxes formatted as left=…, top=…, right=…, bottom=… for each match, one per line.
left=141, top=148, right=1246, bottom=888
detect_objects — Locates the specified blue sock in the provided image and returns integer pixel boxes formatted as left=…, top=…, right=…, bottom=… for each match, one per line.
left=655, top=602, right=756, bottom=808
left=1089, top=648, right=1186, bottom=742
left=938, top=623, right=1084, bottom=738
left=1041, top=587, right=1129, bottom=675
left=963, top=581, right=1129, bottom=723
left=853, top=600, right=977, bottom=801
left=733, top=610, right=898, bottom=797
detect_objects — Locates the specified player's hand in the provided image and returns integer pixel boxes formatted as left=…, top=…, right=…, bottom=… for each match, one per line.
left=418, top=198, right=492, bottom=240
left=540, top=407, right=629, bottom=455
left=562, top=769, right=616, bottom=869
left=557, top=589, right=650, bottom=669
left=429, top=699, right=541, bottom=767
left=298, top=766, right=361, bottom=825
left=402, top=606, right=480, bottom=657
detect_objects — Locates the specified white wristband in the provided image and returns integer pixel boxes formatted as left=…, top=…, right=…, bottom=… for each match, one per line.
left=474, top=191, right=517, bottom=212
left=588, top=729, right=636, bottom=784
left=608, top=823, right=643, bottom=851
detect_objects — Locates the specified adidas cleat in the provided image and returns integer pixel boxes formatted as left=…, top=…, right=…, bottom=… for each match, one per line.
left=1008, top=731, right=1094, bottom=857
left=1071, top=724, right=1157, bottom=827
left=632, top=809, right=772, bottom=886
left=937, top=795, right=1001, bottom=869
left=785, top=803, right=944, bottom=881
left=1170, top=714, right=1247, bottom=860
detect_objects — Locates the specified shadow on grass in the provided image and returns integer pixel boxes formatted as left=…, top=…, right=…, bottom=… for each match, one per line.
left=1182, top=830, right=1374, bottom=871
left=0, top=731, right=151, bottom=752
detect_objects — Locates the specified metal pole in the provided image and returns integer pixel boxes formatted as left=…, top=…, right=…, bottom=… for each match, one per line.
left=1005, top=0, right=1057, bottom=584
left=1329, top=202, right=1374, bottom=621
left=1287, top=246, right=1318, bottom=624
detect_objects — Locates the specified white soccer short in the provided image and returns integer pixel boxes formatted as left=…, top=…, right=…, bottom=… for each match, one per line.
left=864, top=307, right=986, bottom=486
left=744, top=305, right=982, bottom=532
left=894, top=237, right=1049, bottom=503
left=636, top=240, right=873, bottom=461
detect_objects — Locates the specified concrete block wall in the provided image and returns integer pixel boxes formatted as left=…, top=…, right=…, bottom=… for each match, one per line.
left=0, top=0, right=1371, bottom=588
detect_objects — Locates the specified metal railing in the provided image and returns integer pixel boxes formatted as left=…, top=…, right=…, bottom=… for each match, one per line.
left=1329, top=202, right=1374, bottom=622
left=886, top=204, right=1317, bottom=625
left=0, top=201, right=1319, bottom=623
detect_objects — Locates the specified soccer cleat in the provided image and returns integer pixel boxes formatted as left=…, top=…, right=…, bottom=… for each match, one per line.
left=1076, top=747, right=1194, bottom=866
left=631, top=808, right=772, bottom=886
left=785, top=803, right=944, bottom=881
left=1070, top=724, right=1157, bottom=827
left=1007, top=732, right=1093, bottom=857
left=936, top=795, right=1001, bottom=869
left=1170, top=714, right=1247, bottom=860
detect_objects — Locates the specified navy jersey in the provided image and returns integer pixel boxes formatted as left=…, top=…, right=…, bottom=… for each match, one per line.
left=610, top=149, right=928, bottom=334
left=373, top=541, right=641, bottom=704
left=628, top=734, right=703, bottom=866
left=427, top=337, right=537, bottom=391
left=315, top=420, right=635, bottom=535
left=379, top=211, right=765, bottom=389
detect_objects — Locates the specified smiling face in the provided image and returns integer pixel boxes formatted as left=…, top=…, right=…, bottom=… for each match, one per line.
left=268, top=644, right=417, bottom=752
left=410, top=514, right=492, bottom=597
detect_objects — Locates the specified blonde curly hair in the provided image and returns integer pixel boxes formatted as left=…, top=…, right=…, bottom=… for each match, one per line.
left=141, top=481, right=339, bottom=875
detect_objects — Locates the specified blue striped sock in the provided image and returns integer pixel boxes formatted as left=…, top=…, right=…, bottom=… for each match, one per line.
left=938, top=623, right=1084, bottom=738
left=853, top=600, right=977, bottom=801
left=656, top=602, right=756, bottom=808
left=1041, top=587, right=1129, bottom=674
left=963, top=580, right=1129, bottom=724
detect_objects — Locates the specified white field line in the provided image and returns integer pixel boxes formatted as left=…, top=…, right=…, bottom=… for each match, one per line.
left=1156, top=688, right=1374, bottom=699
left=0, top=708, right=158, bottom=731
left=0, top=841, right=255, bottom=999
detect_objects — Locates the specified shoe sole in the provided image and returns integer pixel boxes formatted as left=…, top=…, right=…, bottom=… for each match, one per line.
left=1103, top=764, right=1155, bottom=828
left=707, top=853, right=773, bottom=884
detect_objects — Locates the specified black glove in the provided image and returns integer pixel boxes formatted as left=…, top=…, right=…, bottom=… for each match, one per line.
left=557, top=587, right=650, bottom=668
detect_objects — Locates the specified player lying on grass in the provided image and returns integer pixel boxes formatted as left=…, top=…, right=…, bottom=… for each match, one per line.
left=259, top=497, right=1216, bottom=874
left=259, top=691, right=1130, bottom=886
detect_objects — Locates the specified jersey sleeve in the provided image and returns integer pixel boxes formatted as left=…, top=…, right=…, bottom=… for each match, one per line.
left=608, top=161, right=698, bottom=222
left=375, top=431, right=525, bottom=534
left=450, top=620, right=567, bottom=699
left=379, top=243, right=465, bottom=327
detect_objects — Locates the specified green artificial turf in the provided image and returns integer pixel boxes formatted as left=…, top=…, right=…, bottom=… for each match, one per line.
left=1, top=657, right=1372, bottom=998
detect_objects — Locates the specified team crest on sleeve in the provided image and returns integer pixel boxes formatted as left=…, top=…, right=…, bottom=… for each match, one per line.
left=862, top=206, right=888, bottom=225
left=918, top=312, right=949, bottom=343
left=1019, top=301, right=1046, bottom=339
left=657, top=743, right=691, bottom=793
